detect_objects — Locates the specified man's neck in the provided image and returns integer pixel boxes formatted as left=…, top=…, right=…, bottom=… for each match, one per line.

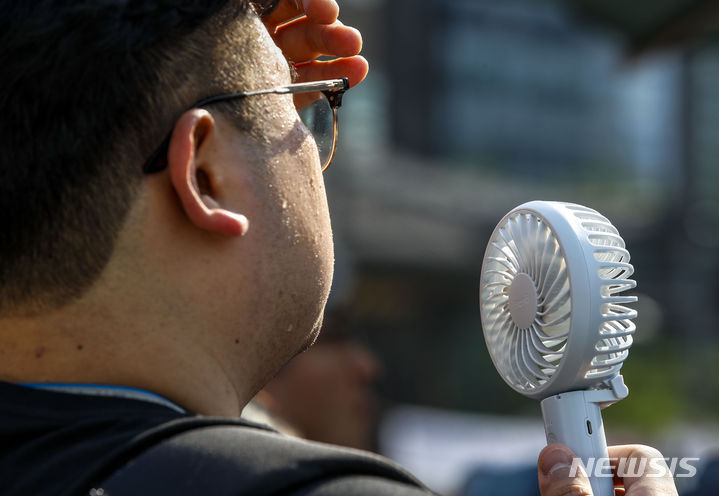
left=0, top=297, right=247, bottom=417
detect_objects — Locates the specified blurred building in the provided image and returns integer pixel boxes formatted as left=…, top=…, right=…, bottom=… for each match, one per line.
left=326, top=0, right=719, bottom=428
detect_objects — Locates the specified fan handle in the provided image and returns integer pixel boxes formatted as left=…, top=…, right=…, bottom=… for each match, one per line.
left=540, top=375, right=629, bottom=496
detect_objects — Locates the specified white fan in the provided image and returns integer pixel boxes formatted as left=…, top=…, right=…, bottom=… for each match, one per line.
left=480, top=201, right=637, bottom=496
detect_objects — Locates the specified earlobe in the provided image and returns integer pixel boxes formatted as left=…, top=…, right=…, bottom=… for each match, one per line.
left=167, top=109, right=249, bottom=237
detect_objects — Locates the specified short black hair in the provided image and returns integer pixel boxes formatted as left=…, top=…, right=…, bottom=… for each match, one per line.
left=0, top=0, right=259, bottom=315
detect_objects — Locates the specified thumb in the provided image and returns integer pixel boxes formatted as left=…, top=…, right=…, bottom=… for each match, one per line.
left=538, top=444, right=594, bottom=496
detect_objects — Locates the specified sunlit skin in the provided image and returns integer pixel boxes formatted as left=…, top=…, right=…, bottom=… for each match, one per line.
left=263, top=0, right=368, bottom=87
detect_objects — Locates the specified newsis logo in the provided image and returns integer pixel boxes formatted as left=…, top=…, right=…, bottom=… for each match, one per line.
left=568, top=457, right=701, bottom=478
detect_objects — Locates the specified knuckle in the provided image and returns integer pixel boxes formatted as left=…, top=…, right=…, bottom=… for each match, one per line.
left=558, top=483, right=594, bottom=496
left=627, top=444, right=664, bottom=460
left=540, top=474, right=594, bottom=496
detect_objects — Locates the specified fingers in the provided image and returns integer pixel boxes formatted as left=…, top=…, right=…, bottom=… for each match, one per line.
left=274, top=18, right=362, bottom=63
left=536, top=444, right=680, bottom=496
left=299, top=0, right=338, bottom=24
left=291, top=57, right=368, bottom=109
left=538, top=444, right=594, bottom=496
left=607, top=445, right=678, bottom=496
left=293, top=56, right=369, bottom=89
left=262, top=0, right=338, bottom=32
left=260, top=0, right=368, bottom=90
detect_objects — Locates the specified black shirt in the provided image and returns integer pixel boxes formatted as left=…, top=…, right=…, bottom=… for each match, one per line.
left=0, top=382, right=431, bottom=495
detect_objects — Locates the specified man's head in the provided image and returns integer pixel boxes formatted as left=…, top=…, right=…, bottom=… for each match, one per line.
left=0, top=1, right=286, bottom=312
left=0, top=0, right=335, bottom=414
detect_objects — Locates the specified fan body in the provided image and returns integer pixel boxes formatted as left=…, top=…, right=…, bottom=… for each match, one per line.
left=480, top=201, right=637, bottom=496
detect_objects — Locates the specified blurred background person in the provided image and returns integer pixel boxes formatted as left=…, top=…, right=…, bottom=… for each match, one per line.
left=247, top=306, right=381, bottom=451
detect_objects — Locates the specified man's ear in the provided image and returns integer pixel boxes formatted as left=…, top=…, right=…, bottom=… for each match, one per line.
left=167, top=109, right=249, bottom=237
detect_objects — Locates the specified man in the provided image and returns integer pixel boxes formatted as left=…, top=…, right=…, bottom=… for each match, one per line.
left=0, top=0, right=676, bottom=494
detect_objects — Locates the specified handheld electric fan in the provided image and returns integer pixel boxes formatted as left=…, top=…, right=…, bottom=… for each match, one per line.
left=480, top=201, right=637, bottom=496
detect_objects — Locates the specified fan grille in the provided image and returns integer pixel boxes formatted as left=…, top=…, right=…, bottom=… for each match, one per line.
left=481, top=212, right=571, bottom=393
left=564, top=205, right=636, bottom=380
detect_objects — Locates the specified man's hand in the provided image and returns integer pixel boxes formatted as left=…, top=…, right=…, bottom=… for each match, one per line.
left=260, top=0, right=369, bottom=88
left=538, top=444, right=678, bottom=496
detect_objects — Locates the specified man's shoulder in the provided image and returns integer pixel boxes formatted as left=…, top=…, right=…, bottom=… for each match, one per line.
left=99, top=421, right=433, bottom=495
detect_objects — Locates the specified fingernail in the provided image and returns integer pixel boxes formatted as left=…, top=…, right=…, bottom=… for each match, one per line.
left=540, top=447, right=573, bottom=476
